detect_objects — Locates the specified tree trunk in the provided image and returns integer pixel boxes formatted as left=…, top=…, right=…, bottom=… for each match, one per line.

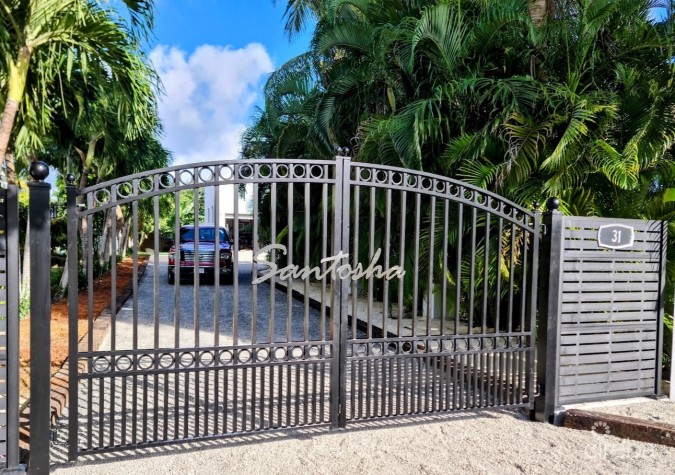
left=0, top=45, right=32, bottom=184
left=529, top=0, right=549, bottom=27
left=77, top=138, right=99, bottom=272
left=58, top=254, right=69, bottom=296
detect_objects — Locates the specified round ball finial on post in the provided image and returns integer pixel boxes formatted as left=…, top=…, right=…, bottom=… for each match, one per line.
left=335, top=146, right=351, bottom=157
left=66, top=173, right=76, bottom=186
left=533, top=201, right=540, bottom=211
left=546, top=197, right=561, bottom=211
left=29, top=161, right=49, bottom=182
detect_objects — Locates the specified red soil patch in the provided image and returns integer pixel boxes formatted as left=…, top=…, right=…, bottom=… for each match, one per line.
left=18, top=256, right=149, bottom=401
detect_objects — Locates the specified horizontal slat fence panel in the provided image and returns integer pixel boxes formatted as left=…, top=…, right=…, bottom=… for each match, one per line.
left=557, top=217, right=664, bottom=406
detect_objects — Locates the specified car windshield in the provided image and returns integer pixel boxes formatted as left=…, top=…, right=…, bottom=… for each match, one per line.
left=179, top=227, right=229, bottom=243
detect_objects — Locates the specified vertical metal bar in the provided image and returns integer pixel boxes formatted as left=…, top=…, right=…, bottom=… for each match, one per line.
left=131, top=183, right=139, bottom=446
left=412, top=193, right=421, bottom=337
left=495, top=218, right=503, bottom=334
left=468, top=207, right=477, bottom=335
left=193, top=188, right=200, bottom=347
left=108, top=190, right=117, bottom=448
left=368, top=187, right=375, bottom=338
left=304, top=181, right=310, bottom=342
left=233, top=182, right=240, bottom=346
left=173, top=184, right=181, bottom=439
left=269, top=183, right=277, bottom=343
left=483, top=211, right=490, bottom=334
left=86, top=196, right=93, bottom=450
left=455, top=201, right=463, bottom=335
left=321, top=172, right=328, bottom=340
left=66, top=180, right=79, bottom=460
left=27, top=164, right=52, bottom=474
left=508, top=223, right=516, bottom=333
left=441, top=199, right=449, bottom=336
left=427, top=195, right=436, bottom=336
left=252, top=183, right=258, bottom=343
left=286, top=182, right=293, bottom=342
left=398, top=189, right=407, bottom=336
left=214, top=183, right=221, bottom=346
left=351, top=182, right=360, bottom=339
left=152, top=192, right=160, bottom=441
left=383, top=188, right=392, bottom=336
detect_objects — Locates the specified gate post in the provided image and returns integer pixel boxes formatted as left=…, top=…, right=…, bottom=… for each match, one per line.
left=330, top=147, right=351, bottom=429
left=27, top=162, right=51, bottom=474
left=65, top=174, right=78, bottom=461
left=534, top=198, right=564, bottom=424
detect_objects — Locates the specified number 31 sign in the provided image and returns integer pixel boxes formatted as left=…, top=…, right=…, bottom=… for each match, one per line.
left=597, top=224, right=635, bottom=249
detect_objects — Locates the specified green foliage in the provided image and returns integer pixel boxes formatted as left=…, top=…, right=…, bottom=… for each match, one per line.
left=664, top=314, right=673, bottom=380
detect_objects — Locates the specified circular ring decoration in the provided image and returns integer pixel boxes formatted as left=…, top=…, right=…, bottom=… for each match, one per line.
left=428, top=340, right=440, bottom=353
left=116, top=355, right=133, bottom=372
left=449, top=184, right=460, bottom=197
left=421, top=177, right=433, bottom=190
left=138, top=354, right=154, bottom=370
left=238, top=349, right=252, bottom=364
left=475, top=193, right=486, bottom=205
left=258, top=164, right=272, bottom=178
left=371, top=343, right=383, bottom=356
left=199, top=351, right=215, bottom=367
left=463, top=189, right=474, bottom=201
left=94, top=189, right=112, bottom=205
left=406, top=174, right=418, bottom=188
left=93, top=356, right=111, bottom=373
left=275, top=164, right=289, bottom=178
left=159, top=173, right=175, bottom=189
left=375, top=169, right=388, bottom=184
left=401, top=341, right=413, bottom=354
left=220, top=165, right=234, bottom=181
left=116, top=183, right=133, bottom=199
left=308, top=346, right=320, bottom=359
left=179, top=170, right=195, bottom=186
left=391, top=172, right=403, bottom=186
left=180, top=352, right=196, bottom=368
left=490, top=198, right=501, bottom=211
left=274, top=347, right=287, bottom=361
left=435, top=180, right=446, bottom=194
left=455, top=339, right=468, bottom=351
left=310, top=165, right=324, bottom=179
left=484, top=338, right=495, bottom=350
left=292, top=164, right=306, bottom=179
left=219, top=350, right=233, bottom=365
left=510, top=336, right=520, bottom=348
left=159, top=354, right=174, bottom=369
left=355, top=343, right=368, bottom=357
left=470, top=338, right=481, bottom=350
left=496, top=337, right=507, bottom=349
left=138, top=176, right=154, bottom=194
left=443, top=340, right=454, bottom=352
left=239, top=164, right=254, bottom=179
left=256, top=348, right=271, bottom=363
left=386, top=342, right=398, bottom=355
left=198, top=166, right=215, bottom=183
left=359, top=168, right=372, bottom=182
left=291, top=346, right=304, bottom=360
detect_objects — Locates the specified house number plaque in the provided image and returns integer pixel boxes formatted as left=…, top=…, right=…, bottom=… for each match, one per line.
left=597, top=224, right=635, bottom=249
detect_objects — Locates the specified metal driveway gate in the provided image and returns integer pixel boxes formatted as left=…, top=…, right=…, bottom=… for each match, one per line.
left=66, top=154, right=539, bottom=458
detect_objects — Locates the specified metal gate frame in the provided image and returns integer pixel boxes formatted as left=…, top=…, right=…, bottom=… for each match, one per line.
left=64, top=153, right=540, bottom=458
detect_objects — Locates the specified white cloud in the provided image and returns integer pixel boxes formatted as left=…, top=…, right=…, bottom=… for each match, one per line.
left=149, top=43, right=274, bottom=165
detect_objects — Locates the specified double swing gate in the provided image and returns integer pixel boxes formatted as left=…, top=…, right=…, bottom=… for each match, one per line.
left=66, top=154, right=539, bottom=457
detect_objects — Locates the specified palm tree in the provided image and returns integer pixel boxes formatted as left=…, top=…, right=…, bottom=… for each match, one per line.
left=0, top=0, right=156, bottom=183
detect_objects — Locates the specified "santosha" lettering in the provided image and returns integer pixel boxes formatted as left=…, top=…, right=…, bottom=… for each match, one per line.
left=252, top=244, right=405, bottom=285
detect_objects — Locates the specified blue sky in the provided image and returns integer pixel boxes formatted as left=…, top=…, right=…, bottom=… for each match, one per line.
left=148, top=1, right=312, bottom=165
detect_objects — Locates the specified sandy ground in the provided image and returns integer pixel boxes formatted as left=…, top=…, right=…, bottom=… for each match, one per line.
left=51, top=408, right=674, bottom=475
left=586, top=398, right=675, bottom=426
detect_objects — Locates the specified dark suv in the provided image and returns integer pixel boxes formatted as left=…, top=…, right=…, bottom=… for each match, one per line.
left=168, top=225, right=233, bottom=284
